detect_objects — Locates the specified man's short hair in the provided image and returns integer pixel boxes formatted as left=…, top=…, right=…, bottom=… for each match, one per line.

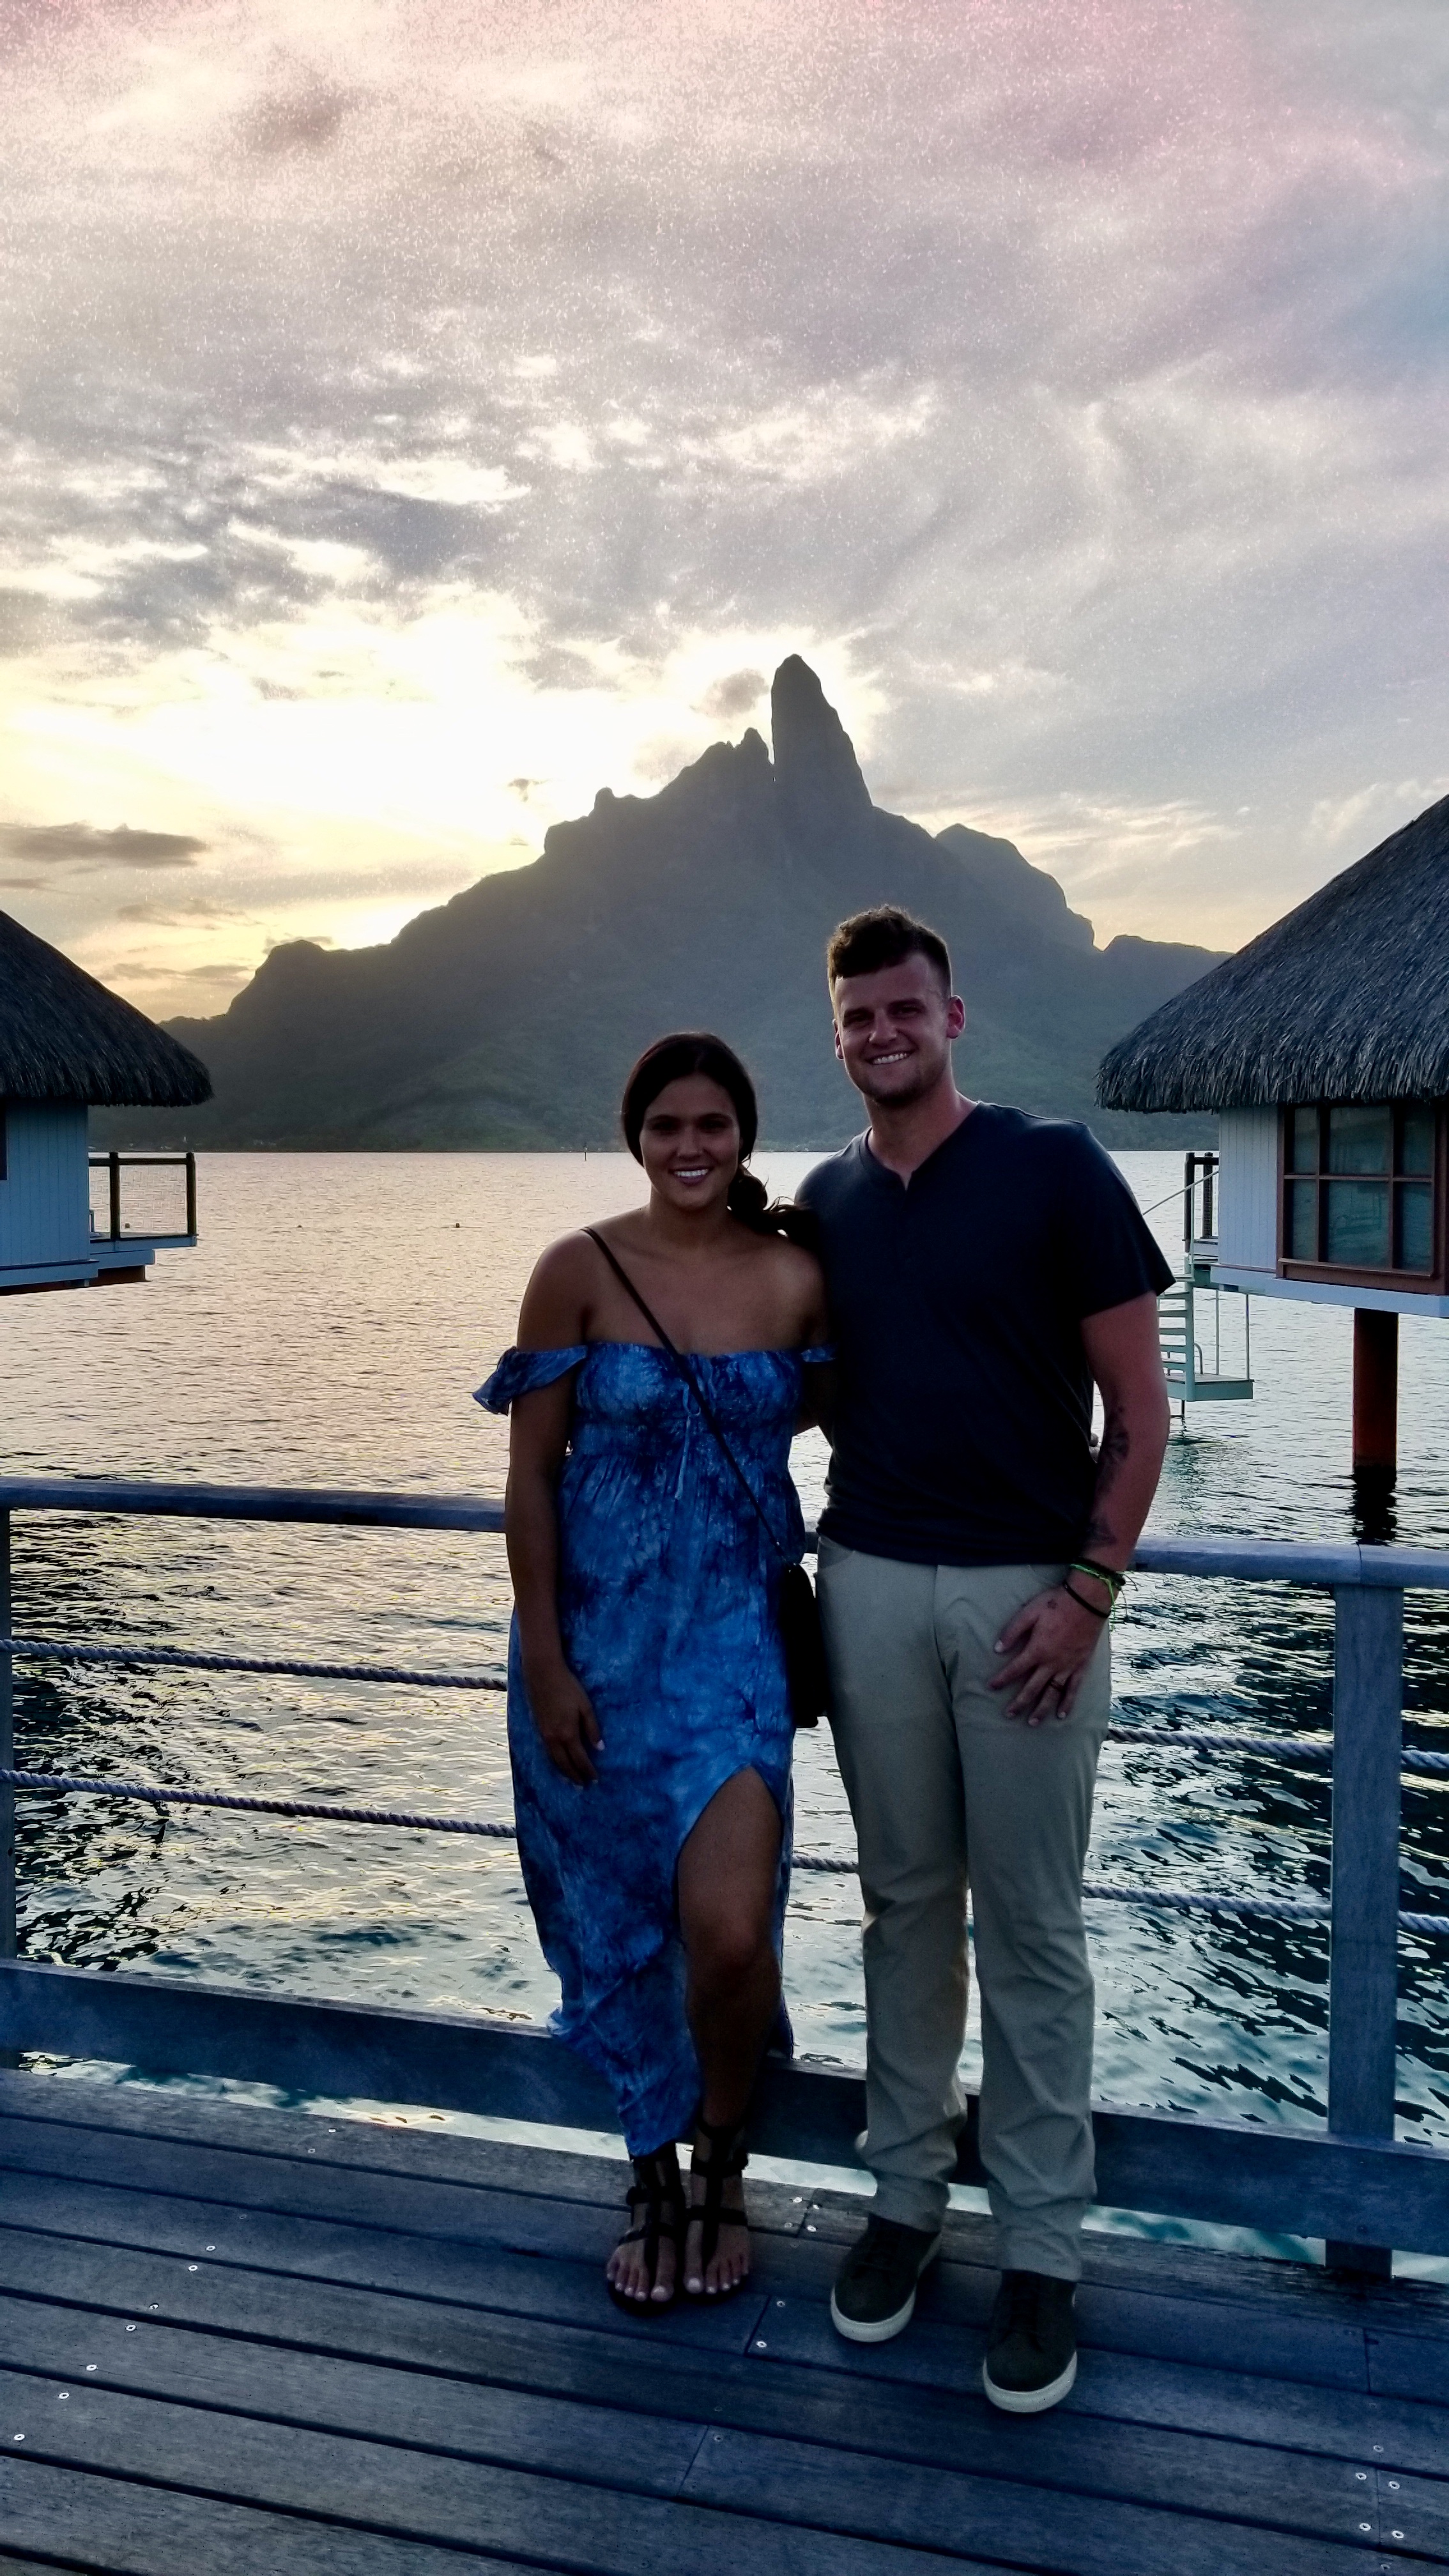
left=826, top=906, right=952, bottom=993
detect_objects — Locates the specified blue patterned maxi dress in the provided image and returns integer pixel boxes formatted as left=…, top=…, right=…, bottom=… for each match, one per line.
left=476, top=1338, right=829, bottom=2155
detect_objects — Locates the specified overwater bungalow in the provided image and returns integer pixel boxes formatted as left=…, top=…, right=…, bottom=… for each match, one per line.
left=1098, top=791, right=1449, bottom=1472
left=0, top=908, right=210, bottom=1293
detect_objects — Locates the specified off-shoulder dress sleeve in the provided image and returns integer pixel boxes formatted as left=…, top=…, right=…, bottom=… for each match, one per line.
left=475, top=1345, right=588, bottom=1413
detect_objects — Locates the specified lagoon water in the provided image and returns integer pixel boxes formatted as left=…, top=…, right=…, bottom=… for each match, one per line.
left=4, top=1149, right=1448, bottom=2159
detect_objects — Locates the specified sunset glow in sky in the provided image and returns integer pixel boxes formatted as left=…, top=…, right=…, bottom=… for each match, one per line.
left=2, top=0, right=1446, bottom=1016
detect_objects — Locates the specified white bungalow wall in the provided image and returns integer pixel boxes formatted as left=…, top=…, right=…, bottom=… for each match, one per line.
left=1215, top=1108, right=1278, bottom=1273
left=1211, top=1100, right=1449, bottom=1317
left=0, top=1103, right=92, bottom=1278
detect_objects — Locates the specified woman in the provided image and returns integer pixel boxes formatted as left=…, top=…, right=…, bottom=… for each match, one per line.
left=477, top=1034, right=830, bottom=2314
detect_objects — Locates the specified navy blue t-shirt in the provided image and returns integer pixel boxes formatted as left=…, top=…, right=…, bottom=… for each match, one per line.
left=797, top=1104, right=1172, bottom=1568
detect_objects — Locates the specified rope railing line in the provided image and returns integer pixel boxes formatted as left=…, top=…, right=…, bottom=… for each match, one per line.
left=3, top=1770, right=1445, bottom=1939
left=0, top=1635, right=507, bottom=1693
left=1082, top=1880, right=1328, bottom=1926
left=1110, top=1724, right=1449, bottom=1778
left=0, top=1772, right=520, bottom=1839
left=8, top=1630, right=1448, bottom=1777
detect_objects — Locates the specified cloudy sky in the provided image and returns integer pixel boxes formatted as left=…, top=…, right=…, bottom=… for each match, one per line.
left=2, top=0, right=1446, bottom=1018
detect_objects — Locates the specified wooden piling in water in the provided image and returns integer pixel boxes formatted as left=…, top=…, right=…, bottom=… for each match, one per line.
left=1353, top=1307, right=1399, bottom=1477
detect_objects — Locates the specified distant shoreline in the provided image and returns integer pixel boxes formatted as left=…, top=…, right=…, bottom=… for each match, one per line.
left=92, top=1117, right=1220, bottom=1157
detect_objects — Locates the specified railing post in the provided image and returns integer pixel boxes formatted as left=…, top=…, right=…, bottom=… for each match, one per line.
left=0, top=1508, right=15, bottom=2070
left=1326, top=1580, right=1403, bottom=2276
left=108, top=1149, right=121, bottom=1243
left=0, top=1508, right=12, bottom=1964
left=185, top=1150, right=196, bottom=1239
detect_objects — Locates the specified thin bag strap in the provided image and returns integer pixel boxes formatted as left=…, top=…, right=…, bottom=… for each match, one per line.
left=583, top=1227, right=790, bottom=1563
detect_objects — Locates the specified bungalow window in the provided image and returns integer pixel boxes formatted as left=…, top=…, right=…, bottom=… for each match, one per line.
left=1282, top=1105, right=1439, bottom=1280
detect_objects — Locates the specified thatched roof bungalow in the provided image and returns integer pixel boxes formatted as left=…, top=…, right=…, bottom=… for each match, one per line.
left=0, top=909, right=211, bottom=1111
left=1098, top=793, right=1449, bottom=1321
left=0, top=909, right=210, bottom=1294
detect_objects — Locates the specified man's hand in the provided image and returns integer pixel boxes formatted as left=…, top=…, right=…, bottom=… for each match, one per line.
left=990, top=1584, right=1107, bottom=1723
left=526, top=1660, right=604, bottom=1784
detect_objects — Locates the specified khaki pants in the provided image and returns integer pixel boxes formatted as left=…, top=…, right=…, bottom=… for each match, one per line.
left=817, top=1540, right=1110, bottom=2279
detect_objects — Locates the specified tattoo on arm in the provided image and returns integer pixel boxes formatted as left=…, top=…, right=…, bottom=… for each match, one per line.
left=1085, top=1404, right=1130, bottom=1549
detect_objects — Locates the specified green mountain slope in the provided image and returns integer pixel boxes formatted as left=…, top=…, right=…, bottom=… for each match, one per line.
left=132, top=659, right=1222, bottom=1150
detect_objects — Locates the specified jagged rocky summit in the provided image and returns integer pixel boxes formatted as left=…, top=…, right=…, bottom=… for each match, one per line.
left=142, top=659, right=1220, bottom=1149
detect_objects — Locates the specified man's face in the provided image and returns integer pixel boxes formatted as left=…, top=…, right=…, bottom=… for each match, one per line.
left=831, top=953, right=965, bottom=1107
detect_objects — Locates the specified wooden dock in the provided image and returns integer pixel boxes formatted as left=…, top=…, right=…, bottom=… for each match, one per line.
left=0, top=2069, right=1445, bottom=2574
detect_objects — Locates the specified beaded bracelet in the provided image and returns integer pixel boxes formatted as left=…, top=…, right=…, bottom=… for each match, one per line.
left=1071, top=1558, right=1126, bottom=1600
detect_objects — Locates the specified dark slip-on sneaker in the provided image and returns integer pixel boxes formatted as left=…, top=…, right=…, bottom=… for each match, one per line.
left=981, top=2269, right=1078, bottom=2412
left=829, top=2215, right=942, bottom=2344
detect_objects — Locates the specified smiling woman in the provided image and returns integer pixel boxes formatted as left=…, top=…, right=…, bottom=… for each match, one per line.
left=477, top=1029, right=831, bottom=2315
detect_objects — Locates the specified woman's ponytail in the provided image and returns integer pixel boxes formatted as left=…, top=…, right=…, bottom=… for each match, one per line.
left=726, top=1166, right=772, bottom=1231
left=728, top=1167, right=819, bottom=1250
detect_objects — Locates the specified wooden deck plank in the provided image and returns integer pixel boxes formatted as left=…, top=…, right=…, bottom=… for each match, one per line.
left=0, top=2456, right=724, bottom=2576
left=0, top=2218, right=1438, bottom=2558
left=6, top=2212, right=1447, bottom=2515
left=0, top=2310, right=1428, bottom=2573
left=683, top=2426, right=1423, bottom=2574
left=0, top=2278, right=1411, bottom=2553
left=0, top=2108, right=802, bottom=2270
left=6, top=2073, right=1445, bottom=2346
left=0, top=2401, right=1011, bottom=2576
left=0, top=2210, right=1432, bottom=2477
left=1369, top=2326, right=1449, bottom=2403
left=0, top=2179, right=771, bottom=2360
left=0, top=2144, right=1400, bottom=2393
left=0, top=2071, right=652, bottom=2212
left=8, top=2101, right=1392, bottom=2404
left=0, top=2304, right=708, bottom=2487
left=749, top=2294, right=1449, bottom=2472
left=1376, top=2464, right=1449, bottom=2559
left=0, top=2467, right=547, bottom=2576
left=0, top=2158, right=1378, bottom=2400
left=0, top=2111, right=642, bottom=2250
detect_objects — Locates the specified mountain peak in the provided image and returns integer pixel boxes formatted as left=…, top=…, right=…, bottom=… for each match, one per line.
left=770, top=656, right=872, bottom=848
left=146, top=653, right=1226, bottom=1151
left=935, top=823, right=1096, bottom=954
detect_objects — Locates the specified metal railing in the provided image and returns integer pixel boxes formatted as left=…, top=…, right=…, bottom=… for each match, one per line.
left=87, top=1153, right=196, bottom=1245
left=0, top=1476, right=1444, bottom=2269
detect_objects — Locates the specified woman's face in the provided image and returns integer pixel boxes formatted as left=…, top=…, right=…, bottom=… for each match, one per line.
left=638, top=1074, right=742, bottom=1217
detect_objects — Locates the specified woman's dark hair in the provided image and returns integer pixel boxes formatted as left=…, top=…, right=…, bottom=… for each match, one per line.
left=620, top=1032, right=815, bottom=1245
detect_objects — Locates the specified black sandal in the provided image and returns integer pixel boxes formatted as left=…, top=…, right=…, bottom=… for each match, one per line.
left=684, top=2115, right=751, bottom=2302
left=607, top=2145, right=684, bottom=2316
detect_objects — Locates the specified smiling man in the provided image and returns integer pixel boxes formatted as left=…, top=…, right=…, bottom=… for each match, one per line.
left=797, top=905, right=1171, bottom=2414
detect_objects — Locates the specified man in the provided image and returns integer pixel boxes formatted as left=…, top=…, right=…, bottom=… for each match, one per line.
left=797, top=905, right=1171, bottom=2414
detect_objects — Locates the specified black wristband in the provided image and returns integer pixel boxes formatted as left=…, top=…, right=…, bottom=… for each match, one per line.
left=1063, top=1579, right=1111, bottom=1621
left=1073, top=1556, right=1125, bottom=1594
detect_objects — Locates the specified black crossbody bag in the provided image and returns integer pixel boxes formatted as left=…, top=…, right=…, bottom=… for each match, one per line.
left=584, top=1229, right=829, bottom=1728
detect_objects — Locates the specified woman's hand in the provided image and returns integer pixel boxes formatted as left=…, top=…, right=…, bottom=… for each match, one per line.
left=526, top=1659, right=604, bottom=1785
left=990, top=1585, right=1105, bottom=1723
